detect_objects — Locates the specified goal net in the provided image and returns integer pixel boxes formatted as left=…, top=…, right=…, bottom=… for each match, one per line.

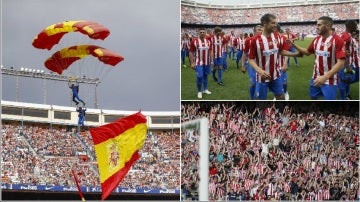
left=181, top=118, right=209, bottom=201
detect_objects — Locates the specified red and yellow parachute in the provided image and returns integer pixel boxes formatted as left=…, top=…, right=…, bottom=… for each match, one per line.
left=44, top=45, right=124, bottom=75
left=32, top=20, right=110, bottom=50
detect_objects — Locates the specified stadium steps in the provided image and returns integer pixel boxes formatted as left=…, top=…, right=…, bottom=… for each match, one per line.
left=73, top=132, right=95, bottom=161
left=17, top=134, right=46, bottom=183
left=73, top=132, right=99, bottom=174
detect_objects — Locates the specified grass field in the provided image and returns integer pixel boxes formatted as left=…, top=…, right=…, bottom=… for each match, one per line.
left=181, top=38, right=359, bottom=100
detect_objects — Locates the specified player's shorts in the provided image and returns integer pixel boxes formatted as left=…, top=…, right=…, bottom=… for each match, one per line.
left=236, top=50, right=243, bottom=60
left=348, top=64, right=359, bottom=83
left=309, top=79, right=338, bottom=100
left=195, top=65, right=211, bottom=78
left=338, top=66, right=355, bottom=84
left=255, top=77, right=283, bottom=99
left=280, top=71, right=288, bottom=83
left=222, top=52, right=228, bottom=67
left=229, top=47, right=235, bottom=53
left=289, top=46, right=297, bottom=53
left=213, top=58, right=223, bottom=67
left=245, top=63, right=256, bottom=85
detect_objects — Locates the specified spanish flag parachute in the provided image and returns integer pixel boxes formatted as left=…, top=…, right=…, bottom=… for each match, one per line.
left=44, top=45, right=124, bottom=75
left=32, top=20, right=123, bottom=82
left=32, top=20, right=110, bottom=50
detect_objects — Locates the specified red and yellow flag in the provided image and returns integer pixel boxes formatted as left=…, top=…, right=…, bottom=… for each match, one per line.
left=89, top=112, right=147, bottom=200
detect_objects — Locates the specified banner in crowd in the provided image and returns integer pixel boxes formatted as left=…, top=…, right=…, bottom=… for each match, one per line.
left=2, top=184, right=180, bottom=194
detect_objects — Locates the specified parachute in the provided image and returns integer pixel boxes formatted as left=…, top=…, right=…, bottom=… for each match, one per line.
left=32, top=20, right=110, bottom=50
left=44, top=45, right=124, bottom=75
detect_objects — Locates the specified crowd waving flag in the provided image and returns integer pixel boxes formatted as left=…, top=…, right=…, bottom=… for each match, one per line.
left=90, top=112, right=147, bottom=200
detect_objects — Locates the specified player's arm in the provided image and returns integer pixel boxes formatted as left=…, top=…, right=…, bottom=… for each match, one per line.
left=241, top=39, right=249, bottom=73
left=241, top=51, right=247, bottom=73
left=280, top=49, right=302, bottom=57
left=189, top=40, right=196, bottom=68
left=189, top=50, right=195, bottom=68
left=282, top=55, right=288, bottom=72
left=291, top=42, right=311, bottom=56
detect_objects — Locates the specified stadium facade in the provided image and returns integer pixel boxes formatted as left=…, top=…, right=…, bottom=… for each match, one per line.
left=1, top=100, right=180, bottom=129
left=1, top=100, right=180, bottom=200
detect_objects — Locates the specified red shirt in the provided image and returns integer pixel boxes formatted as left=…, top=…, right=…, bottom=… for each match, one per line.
left=307, top=35, right=346, bottom=85
left=249, top=32, right=289, bottom=82
left=190, top=37, right=212, bottom=66
left=211, top=35, right=225, bottom=59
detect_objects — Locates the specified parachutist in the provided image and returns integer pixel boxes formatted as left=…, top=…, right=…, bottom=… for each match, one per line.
left=76, top=106, right=86, bottom=126
left=69, top=82, right=86, bottom=106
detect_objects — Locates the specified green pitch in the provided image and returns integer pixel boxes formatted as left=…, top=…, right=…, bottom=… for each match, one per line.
left=181, top=38, right=359, bottom=100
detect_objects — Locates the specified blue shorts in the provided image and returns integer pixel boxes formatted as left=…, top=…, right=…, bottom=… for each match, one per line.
left=339, top=66, right=355, bottom=84
left=255, top=78, right=283, bottom=99
left=213, top=58, right=223, bottom=67
left=281, top=71, right=287, bottom=83
left=229, top=47, right=235, bottom=53
left=222, top=52, right=228, bottom=67
left=245, top=63, right=256, bottom=85
left=354, top=67, right=359, bottom=82
left=195, top=65, right=211, bottom=77
left=236, top=50, right=243, bottom=60
left=309, top=79, right=338, bottom=100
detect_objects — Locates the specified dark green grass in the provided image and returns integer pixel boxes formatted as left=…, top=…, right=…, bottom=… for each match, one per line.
left=181, top=38, right=359, bottom=100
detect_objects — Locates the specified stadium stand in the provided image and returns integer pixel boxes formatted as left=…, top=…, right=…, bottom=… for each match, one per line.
left=181, top=101, right=359, bottom=201
left=181, top=0, right=359, bottom=25
left=1, top=100, right=180, bottom=199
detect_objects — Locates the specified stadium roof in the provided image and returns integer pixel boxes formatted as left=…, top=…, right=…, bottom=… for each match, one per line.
left=182, top=0, right=358, bottom=8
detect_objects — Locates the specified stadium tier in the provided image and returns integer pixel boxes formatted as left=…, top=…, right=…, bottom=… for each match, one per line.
left=181, top=101, right=359, bottom=201
left=181, top=0, right=358, bottom=25
left=1, top=100, right=180, bottom=196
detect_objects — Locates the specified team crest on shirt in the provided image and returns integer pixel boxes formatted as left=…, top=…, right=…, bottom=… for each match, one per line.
left=321, top=42, right=331, bottom=48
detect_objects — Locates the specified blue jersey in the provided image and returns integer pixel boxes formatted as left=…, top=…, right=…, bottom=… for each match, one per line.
left=72, top=86, right=79, bottom=94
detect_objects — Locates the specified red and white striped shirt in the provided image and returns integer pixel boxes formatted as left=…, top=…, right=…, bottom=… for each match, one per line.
left=307, top=35, right=346, bottom=85
left=278, top=34, right=289, bottom=70
left=257, top=164, right=265, bottom=175
left=243, top=37, right=252, bottom=63
left=333, top=159, right=341, bottom=169
left=235, top=37, right=244, bottom=51
left=283, top=182, right=291, bottom=193
left=323, top=189, right=330, bottom=200
left=190, top=37, right=212, bottom=66
left=217, top=186, right=225, bottom=198
left=267, top=183, right=274, bottom=196
left=245, top=179, right=253, bottom=191
left=249, top=32, right=289, bottom=82
left=231, top=181, right=241, bottom=192
left=211, top=35, right=224, bottom=59
left=181, top=38, right=190, bottom=51
left=315, top=189, right=323, bottom=201
left=230, top=34, right=236, bottom=47
left=209, top=182, right=217, bottom=195
left=350, top=37, right=359, bottom=68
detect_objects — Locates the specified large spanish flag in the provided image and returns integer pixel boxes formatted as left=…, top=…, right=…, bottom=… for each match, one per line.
left=89, top=112, right=147, bottom=200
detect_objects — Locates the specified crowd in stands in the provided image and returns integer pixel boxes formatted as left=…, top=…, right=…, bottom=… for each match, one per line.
left=181, top=102, right=359, bottom=201
left=181, top=2, right=358, bottom=25
left=182, top=23, right=346, bottom=39
left=1, top=122, right=180, bottom=190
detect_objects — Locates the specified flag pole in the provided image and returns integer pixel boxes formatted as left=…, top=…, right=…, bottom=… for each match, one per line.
left=72, top=169, right=86, bottom=201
